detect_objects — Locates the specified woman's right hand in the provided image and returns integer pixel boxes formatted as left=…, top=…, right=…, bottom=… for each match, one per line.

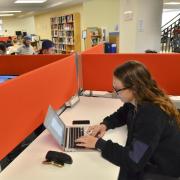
left=86, top=124, right=107, bottom=138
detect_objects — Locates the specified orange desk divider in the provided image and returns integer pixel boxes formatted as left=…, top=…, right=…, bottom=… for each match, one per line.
left=81, top=43, right=104, bottom=54
left=77, top=44, right=104, bottom=91
left=0, top=54, right=77, bottom=160
left=81, top=53, right=180, bottom=95
left=0, top=54, right=68, bottom=75
left=0, top=36, right=16, bottom=42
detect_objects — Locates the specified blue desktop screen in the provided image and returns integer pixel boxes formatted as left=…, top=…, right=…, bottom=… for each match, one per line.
left=0, top=75, right=17, bottom=83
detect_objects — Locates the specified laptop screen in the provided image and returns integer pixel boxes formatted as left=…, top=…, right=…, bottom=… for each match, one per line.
left=0, top=75, right=17, bottom=83
left=51, top=117, right=64, bottom=142
left=44, top=106, right=66, bottom=148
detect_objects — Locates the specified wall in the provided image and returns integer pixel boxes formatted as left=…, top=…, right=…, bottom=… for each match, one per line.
left=1, top=1, right=120, bottom=50
left=82, top=0, right=120, bottom=38
left=119, top=0, right=163, bottom=53
left=119, top=0, right=137, bottom=53
left=135, top=0, right=163, bottom=52
left=34, top=4, right=83, bottom=40
left=34, top=0, right=120, bottom=51
left=2, top=16, right=35, bottom=36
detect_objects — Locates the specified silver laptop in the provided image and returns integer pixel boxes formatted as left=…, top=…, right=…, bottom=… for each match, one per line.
left=44, top=105, right=91, bottom=152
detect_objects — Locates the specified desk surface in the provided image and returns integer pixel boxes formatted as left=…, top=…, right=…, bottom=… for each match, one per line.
left=0, top=96, right=127, bottom=180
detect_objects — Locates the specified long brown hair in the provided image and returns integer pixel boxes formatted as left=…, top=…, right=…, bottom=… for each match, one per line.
left=114, top=60, right=180, bottom=127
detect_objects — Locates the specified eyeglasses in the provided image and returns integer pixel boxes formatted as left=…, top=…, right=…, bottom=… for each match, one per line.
left=42, top=160, right=64, bottom=167
left=113, top=86, right=130, bottom=94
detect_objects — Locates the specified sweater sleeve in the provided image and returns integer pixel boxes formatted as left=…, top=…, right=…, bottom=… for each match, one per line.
left=96, top=103, right=165, bottom=174
left=102, top=103, right=129, bottom=130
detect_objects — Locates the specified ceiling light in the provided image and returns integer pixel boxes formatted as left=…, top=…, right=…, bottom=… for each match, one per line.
left=48, top=2, right=64, bottom=8
left=0, top=14, right=14, bottom=17
left=0, top=11, right=22, bottom=13
left=164, top=2, right=180, bottom=5
left=14, top=0, right=47, bottom=3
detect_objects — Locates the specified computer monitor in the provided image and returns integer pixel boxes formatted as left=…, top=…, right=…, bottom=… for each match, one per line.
left=0, top=75, right=17, bottom=83
left=15, top=31, right=22, bottom=36
left=23, top=32, right=27, bottom=37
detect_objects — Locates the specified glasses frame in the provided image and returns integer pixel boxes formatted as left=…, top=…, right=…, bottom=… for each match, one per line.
left=113, top=86, right=130, bottom=94
left=42, top=160, right=64, bottom=167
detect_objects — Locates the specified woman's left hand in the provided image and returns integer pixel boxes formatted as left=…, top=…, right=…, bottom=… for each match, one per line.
left=75, top=135, right=98, bottom=149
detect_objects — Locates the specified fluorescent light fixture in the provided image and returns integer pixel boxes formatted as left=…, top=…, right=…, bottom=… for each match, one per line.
left=0, top=14, right=14, bottom=17
left=0, top=11, right=22, bottom=13
left=48, top=2, right=64, bottom=8
left=164, top=2, right=180, bottom=5
left=14, top=0, right=47, bottom=3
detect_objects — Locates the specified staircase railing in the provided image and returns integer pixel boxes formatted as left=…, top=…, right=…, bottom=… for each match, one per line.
left=161, top=13, right=180, bottom=52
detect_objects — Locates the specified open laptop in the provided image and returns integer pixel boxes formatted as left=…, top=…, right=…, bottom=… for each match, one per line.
left=44, top=105, right=91, bottom=152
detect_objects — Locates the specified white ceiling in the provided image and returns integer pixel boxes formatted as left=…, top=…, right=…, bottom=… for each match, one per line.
left=0, top=0, right=88, bottom=17
left=164, top=0, right=180, bottom=9
left=0, top=0, right=180, bottom=18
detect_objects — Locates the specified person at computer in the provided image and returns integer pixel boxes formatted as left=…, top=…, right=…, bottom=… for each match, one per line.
left=39, top=40, right=55, bottom=54
left=16, top=35, right=35, bottom=55
left=0, top=42, right=7, bottom=55
left=76, top=61, right=180, bottom=180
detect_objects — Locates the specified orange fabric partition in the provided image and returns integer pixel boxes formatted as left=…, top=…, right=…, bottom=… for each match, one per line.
left=0, top=37, right=16, bottom=42
left=0, top=54, right=68, bottom=75
left=81, top=54, right=180, bottom=95
left=81, top=43, right=104, bottom=54
left=0, top=54, right=77, bottom=160
left=77, top=44, right=104, bottom=91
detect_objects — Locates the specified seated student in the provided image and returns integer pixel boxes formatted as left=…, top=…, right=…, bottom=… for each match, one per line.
left=39, top=40, right=55, bottom=54
left=0, top=42, right=7, bottom=55
left=8, top=39, right=20, bottom=55
left=76, top=61, right=180, bottom=180
left=17, top=35, right=35, bottom=55
left=6, top=36, right=13, bottom=48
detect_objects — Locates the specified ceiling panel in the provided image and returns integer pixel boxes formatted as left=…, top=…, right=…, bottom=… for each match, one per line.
left=0, top=0, right=87, bottom=17
left=0, top=0, right=179, bottom=18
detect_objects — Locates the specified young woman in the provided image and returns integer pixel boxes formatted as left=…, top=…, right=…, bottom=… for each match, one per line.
left=76, top=61, right=180, bottom=180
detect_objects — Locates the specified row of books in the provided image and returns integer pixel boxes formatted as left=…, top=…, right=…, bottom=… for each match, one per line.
left=52, top=37, right=74, bottom=45
left=51, top=14, right=74, bottom=24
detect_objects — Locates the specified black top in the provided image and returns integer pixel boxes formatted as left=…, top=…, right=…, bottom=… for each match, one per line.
left=95, top=102, right=180, bottom=180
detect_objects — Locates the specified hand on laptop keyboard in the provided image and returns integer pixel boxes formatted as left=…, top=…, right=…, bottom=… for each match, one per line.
left=75, top=135, right=98, bottom=149
left=86, top=124, right=107, bottom=138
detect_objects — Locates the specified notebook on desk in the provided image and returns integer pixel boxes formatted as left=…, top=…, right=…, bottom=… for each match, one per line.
left=44, top=105, right=93, bottom=152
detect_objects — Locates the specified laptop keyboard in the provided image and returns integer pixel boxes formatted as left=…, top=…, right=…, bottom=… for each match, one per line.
left=68, top=127, right=84, bottom=148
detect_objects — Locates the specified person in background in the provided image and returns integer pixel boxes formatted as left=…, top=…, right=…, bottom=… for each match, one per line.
left=76, top=61, right=180, bottom=180
left=8, top=39, right=20, bottom=55
left=6, top=36, right=13, bottom=48
left=17, top=35, right=35, bottom=55
left=39, top=40, right=55, bottom=54
left=0, top=42, right=7, bottom=55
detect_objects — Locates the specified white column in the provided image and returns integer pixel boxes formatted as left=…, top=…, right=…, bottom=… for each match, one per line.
left=119, top=0, right=163, bottom=53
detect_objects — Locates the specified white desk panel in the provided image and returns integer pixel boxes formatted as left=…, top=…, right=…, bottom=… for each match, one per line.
left=0, top=96, right=127, bottom=180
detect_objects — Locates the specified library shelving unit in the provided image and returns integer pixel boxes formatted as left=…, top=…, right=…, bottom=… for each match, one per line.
left=83, top=27, right=102, bottom=50
left=51, top=13, right=81, bottom=54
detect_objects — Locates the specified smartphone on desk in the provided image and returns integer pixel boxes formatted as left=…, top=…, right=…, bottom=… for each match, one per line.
left=72, top=120, right=90, bottom=125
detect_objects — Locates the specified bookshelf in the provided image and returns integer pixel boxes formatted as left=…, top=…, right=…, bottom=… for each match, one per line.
left=83, top=27, right=102, bottom=49
left=51, top=13, right=81, bottom=54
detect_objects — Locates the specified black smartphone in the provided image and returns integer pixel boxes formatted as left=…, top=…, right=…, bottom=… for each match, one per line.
left=72, top=120, right=90, bottom=125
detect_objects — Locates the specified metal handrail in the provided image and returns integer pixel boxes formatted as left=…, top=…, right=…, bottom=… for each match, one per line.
left=161, top=13, right=180, bottom=30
